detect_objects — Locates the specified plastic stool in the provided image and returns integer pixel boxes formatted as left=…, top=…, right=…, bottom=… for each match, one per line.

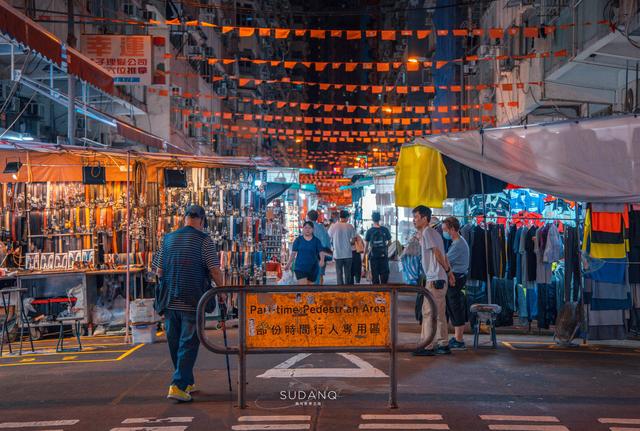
left=470, top=304, right=502, bottom=349
left=56, top=317, right=83, bottom=353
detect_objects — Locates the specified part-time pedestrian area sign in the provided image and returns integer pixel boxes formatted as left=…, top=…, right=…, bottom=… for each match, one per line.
left=245, top=292, right=390, bottom=348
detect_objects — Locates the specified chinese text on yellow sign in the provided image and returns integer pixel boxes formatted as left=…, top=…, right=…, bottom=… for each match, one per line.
left=246, top=291, right=390, bottom=348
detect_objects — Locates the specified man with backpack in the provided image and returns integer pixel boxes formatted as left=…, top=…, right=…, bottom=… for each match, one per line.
left=365, top=211, right=392, bottom=284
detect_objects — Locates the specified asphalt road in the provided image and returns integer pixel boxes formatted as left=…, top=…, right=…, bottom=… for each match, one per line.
left=1, top=315, right=639, bottom=431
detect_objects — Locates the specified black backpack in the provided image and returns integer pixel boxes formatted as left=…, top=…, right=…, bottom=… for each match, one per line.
left=369, top=227, right=388, bottom=258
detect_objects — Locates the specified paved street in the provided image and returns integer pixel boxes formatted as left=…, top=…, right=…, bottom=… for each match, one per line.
left=1, top=294, right=639, bottom=431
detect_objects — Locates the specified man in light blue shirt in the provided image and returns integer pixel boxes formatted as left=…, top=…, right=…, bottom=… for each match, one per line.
left=307, top=210, right=331, bottom=284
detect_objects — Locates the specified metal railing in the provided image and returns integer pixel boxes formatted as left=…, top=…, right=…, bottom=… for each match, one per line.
left=196, top=283, right=437, bottom=409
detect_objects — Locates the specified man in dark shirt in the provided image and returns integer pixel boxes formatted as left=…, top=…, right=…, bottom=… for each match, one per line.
left=365, top=211, right=392, bottom=284
left=153, top=205, right=223, bottom=402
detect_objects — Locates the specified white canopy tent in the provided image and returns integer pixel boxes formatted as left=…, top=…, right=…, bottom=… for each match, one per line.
left=415, top=114, right=640, bottom=203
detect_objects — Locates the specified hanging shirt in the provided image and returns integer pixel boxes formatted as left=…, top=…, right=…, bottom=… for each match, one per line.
left=394, top=145, right=447, bottom=208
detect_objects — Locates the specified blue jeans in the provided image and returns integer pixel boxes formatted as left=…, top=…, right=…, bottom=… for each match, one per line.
left=165, top=309, right=200, bottom=391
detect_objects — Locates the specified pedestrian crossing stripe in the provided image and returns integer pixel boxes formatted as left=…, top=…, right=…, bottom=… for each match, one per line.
left=232, top=415, right=311, bottom=430
left=122, top=418, right=194, bottom=424
left=0, top=420, right=79, bottom=428
left=257, top=353, right=387, bottom=378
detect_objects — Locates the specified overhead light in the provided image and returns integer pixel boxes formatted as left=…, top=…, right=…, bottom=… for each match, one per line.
left=372, top=147, right=379, bottom=152
left=408, top=58, right=419, bottom=63
left=3, top=161, right=22, bottom=174
left=295, top=137, right=303, bottom=143
left=308, top=163, right=314, bottom=169
left=254, top=179, right=263, bottom=187
left=382, top=106, right=393, bottom=114
left=299, top=192, right=306, bottom=199
left=408, top=56, right=427, bottom=63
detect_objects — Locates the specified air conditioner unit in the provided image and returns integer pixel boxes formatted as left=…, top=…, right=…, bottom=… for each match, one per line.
left=123, top=3, right=140, bottom=17
left=26, top=103, right=43, bottom=117
left=7, top=98, right=20, bottom=113
left=142, top=10, right=156, bottom=21
left=478, top=44, right=492, bottom=57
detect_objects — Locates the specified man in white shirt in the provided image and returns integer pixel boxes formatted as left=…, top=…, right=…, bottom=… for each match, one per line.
left=328, top=209, right=356, bottom=284
left=412, top=205, right=452, bottom=356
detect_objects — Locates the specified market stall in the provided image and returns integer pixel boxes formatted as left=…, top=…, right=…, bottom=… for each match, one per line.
left=402, top=115, right=640, bottom=341
left=0, top=144, right=271, bottom=343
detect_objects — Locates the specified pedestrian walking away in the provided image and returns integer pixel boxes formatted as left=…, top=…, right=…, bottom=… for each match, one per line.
left=412, top=205, right=453, bottom=357
left=442, top=216, right=470, bottom=350
left=328, top=209, right=356, bottom=284
left=153, top=204, right=224, bottom=403
left=365, top=211, right=392, bottom=284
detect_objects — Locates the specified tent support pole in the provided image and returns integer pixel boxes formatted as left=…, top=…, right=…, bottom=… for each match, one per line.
left=125, top=151, right=131, bottom=344
left=480, top=130, right=492, bottom=304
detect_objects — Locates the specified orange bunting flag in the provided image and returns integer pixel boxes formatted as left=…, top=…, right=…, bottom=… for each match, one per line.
left=274, top=29, right=289, bottom=38
left=331, top=30, right=343, bottom=38
left=424, top=86, right=435, bottom=93
left=362, top=63, right=373, bottom=70
left=332, top=62, right=342, bottom=69
left=381, top=31, right=396, bottom=40
left=377, top=63, right=390, bottom=72
left=239, top=27, right=255, bottom=37
left=524, top=27, right=539, bottom=38
left=295, top=29, right=306, bottom=37
left=489, top=28, right=504, bottom=39
left=222, top=26, right=233, bottom=34
left=453, top=29, right=468, bottom=37
left=344, top=63, right=358, bottom=72
left=396, top=86, right=408, bottom=94
left=415, top=106, right=426, bottom=114
left=501, top=83, right=513, bottom=91
left=436, top=61, right=448, bottom=69
left=346, top=84, right=357, bottom=92
left=371, top=86, right=383, bottom=93
left=406, top=61, right=419, bottom=71
left=347, top=30, right=361, bottom=40
left=416, top=30, right=431, bottom=39
left=284, top=61, right=297, bottom=69
left=437, top=30, right=449, bottom=36
left=366, top=31, right=377, bottom=38
left=310, top=30, right=325, bottom=39
left=508, top=26, right=519, bottom=36
left=401, top=30, right=413, bottom=37
left=207, top=58, right=218, bottom=65
left=239, top=78, right=251, bottom=86
left=259, top=28, right=271, bottom=36
left=315, top=62, right=328, bottom=71
left=223, top=59, right=235, bottom=65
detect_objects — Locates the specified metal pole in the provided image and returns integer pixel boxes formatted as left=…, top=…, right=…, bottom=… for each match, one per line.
left=125, top=151, right=131, bottom=344
left=66, top=0, right=76, bottom=146
left=395, top=206, right=399, bottom=245
left=238, top=290, right=247, bottom=408
left=480, top=129, right=492, bottom=303
left=388, top=287, right=398, bottom=409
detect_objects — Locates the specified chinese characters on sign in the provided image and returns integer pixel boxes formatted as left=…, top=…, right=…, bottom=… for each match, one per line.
left=246, top=292, right=390, bottom=348
left=81, top=35, right=151, bottom=85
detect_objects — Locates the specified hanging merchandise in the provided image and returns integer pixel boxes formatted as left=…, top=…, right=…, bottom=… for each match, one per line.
left=394, top=144, right=447, bottom=208
left=442, top=156, right=507, bottom=199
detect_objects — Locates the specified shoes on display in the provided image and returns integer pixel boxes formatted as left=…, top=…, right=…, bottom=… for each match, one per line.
left=167, top=385, right=192, bottom=402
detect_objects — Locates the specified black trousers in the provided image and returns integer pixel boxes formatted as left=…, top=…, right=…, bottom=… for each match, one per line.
left=370, top=256, right=390, bottom=284
left=351, top=251, right=362, bottom=284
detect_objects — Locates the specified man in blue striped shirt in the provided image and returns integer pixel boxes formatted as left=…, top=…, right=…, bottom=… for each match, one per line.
left=154, top=205, right=223, bottom=402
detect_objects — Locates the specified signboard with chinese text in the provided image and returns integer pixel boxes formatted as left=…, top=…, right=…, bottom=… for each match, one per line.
left=81, top=35, right=151, bottom=85
left=245, top=292, right=390, bottom=348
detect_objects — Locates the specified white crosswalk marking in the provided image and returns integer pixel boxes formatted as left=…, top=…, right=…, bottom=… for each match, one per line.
left=112, top=417, right=193, bottom=431
left=480, top=414, right=569, bottom=431
left=358, top=413, right=449, bottom=430
left=598, top=418, right=640, bottom=431
left=231, top=415, right=311, bottom=430
left=110, top=428, right=187, bottom=431
left=238, top=417, right=311, bottom=422
left=0, top=420, right=79, bottom=429
left=121, top=419, right=194, bottom=424
left=481, top=417, right=560, bottom=423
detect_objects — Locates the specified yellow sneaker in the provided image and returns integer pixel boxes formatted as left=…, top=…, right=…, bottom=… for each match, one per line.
left=167, top=385, right=192, bottom=402
left=186, top=384, right=198, bottom=394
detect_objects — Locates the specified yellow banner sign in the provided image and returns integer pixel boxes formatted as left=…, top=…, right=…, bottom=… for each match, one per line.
left=245, top=291, right=390, bottom=348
